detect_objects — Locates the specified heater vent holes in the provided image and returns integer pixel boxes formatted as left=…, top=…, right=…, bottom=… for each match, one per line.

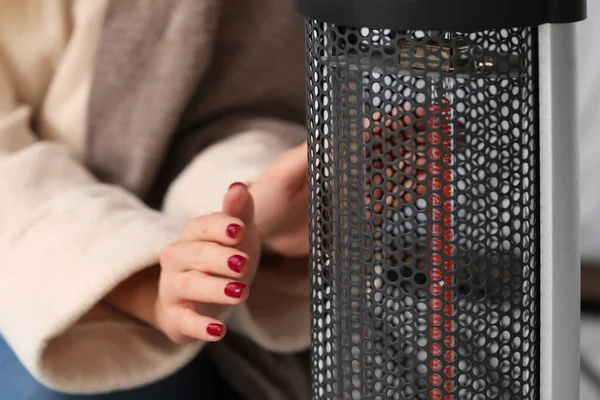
left=307, top=21, right=538, bottom=400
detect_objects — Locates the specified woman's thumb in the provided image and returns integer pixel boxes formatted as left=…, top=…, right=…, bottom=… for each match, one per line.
left=222, top=182, right=254, bottom=223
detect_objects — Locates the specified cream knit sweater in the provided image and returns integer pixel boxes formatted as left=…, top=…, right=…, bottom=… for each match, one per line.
left=0, top=0, right=309, bottom=394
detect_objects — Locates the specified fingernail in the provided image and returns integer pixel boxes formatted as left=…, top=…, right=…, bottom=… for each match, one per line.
left=207, top=323, right=224, bottom=337
left=228, top=182, right=247, bottom=190
left=226, top=223, right=241, bottom=239
left=224, top=282, right=247, bottom=299
left=227, top=255, right=247, bottom=273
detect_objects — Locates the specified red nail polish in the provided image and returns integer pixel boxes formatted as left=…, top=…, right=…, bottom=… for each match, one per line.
left=224, top=282, right=246, bottom=299
left=207, top=323, right=224, bottom=337
left=228, top=182, right=247, bottom=190
left=227, top=255, right=247, bottom=273
left=226, top=224, right=241, bottom=239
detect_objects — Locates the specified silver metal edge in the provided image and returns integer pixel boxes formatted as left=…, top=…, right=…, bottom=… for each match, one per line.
left=538, top=23, right=581, bottom=400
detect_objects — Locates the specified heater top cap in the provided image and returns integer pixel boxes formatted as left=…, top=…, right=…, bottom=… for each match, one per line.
left=293, top=0, right=586, bottom=31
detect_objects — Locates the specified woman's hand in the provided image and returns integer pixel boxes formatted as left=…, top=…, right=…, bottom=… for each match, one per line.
left=104, top=184, right=261, bottom=344
left=249, top=142, right=310, bottom=258
left=156, top=183, right=261, bottom=343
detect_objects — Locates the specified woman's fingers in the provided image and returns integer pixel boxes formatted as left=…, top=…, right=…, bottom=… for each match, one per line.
left=162, top=241, right=249, bottom=277
left=180, top=213, right=245, bottom=244
left=175, top=308, right=227, bottom=342
left=174, top=270, right=249, bottom=305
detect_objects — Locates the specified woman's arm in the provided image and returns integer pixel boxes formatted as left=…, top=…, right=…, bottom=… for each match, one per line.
left=0, top=59, right=192, bottom=394
left=0, top=2, right=308, bottom=395
left=0, top=70, right=268, bottom=395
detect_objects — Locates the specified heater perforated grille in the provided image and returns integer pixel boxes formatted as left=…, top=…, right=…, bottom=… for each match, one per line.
left=305, top=23, right=540, bottom=400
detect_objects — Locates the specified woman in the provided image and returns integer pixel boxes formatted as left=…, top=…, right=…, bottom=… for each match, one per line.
left=0, top=0, right=311, bottom=398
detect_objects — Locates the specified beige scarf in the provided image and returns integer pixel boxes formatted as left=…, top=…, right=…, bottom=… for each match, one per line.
left=85, top=0, right=310, bottom=399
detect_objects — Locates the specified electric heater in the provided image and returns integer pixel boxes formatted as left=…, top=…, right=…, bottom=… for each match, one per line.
left=294, top=0, right=587, bottom=398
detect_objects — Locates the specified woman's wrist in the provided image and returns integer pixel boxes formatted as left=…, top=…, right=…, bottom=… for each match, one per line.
left=103, top=265, right=162, bottom=331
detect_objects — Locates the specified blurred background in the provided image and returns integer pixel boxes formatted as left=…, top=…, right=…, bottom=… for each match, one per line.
left=577, top=0, right=600, bottom=398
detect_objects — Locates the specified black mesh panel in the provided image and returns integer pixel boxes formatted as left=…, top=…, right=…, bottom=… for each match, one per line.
left=305, top=23, right=540, bottom=400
